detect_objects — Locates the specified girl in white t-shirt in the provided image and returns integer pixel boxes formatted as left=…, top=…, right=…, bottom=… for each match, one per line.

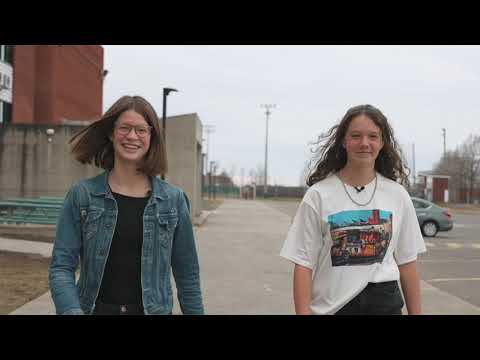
left=280, top=104, right=426, bottom=315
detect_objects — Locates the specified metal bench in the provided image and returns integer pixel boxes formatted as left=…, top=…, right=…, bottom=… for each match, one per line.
left=0, top=200, right=62, bottom=225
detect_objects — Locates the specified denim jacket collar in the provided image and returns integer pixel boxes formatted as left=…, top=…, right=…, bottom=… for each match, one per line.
left=89, top=171, right=169, bottom=200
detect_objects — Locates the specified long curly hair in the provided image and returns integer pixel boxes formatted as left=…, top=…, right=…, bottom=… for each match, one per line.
left=306, top=104, right=410, bottom=187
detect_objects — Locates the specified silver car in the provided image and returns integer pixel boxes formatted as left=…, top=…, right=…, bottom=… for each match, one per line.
left=411, top=197, right=453, bottom=237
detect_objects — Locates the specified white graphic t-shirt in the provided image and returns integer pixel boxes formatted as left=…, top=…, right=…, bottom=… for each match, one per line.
left=280, top=172, right=426, bottom=315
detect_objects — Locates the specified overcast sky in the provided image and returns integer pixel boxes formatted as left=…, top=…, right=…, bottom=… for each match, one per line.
left=103, top=45, right=480, bottom=186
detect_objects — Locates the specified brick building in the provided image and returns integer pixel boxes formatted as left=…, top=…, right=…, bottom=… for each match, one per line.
left=417, top=171, right=450, bottom=203
left=0, top=45, right=104, bottom=125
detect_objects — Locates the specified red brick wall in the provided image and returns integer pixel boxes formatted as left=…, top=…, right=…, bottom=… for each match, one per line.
left=433, top=177, right=449, bottom=202
left=55, top=45, right=104, bottom=123
left=12, top=45, right=103, bottom=125
left=11, top=46, right=37, bottom=123
left=34, top=45, right=59, bottom=123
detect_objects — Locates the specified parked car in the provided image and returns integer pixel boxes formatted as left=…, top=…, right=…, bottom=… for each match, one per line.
left=411, top=197, right=453, bottom=237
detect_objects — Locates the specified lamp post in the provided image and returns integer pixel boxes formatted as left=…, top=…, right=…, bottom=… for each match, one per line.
left=260, top=104, right=276, bottom=198
left=162, top=87, right=178, bottom=180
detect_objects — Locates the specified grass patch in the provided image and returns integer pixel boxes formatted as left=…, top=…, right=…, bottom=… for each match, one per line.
left=0, top=251, right=50, bottom=315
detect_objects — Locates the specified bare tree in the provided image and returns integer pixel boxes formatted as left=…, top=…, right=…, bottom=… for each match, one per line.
left=460, top=135, right=480, bottom=203
left=433, top=135, right=480, bottom=203
left=433, top=149, right=466, bottom=202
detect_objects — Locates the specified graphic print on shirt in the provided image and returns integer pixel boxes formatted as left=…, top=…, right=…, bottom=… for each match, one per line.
left=328, top=209, right=392, bottom=266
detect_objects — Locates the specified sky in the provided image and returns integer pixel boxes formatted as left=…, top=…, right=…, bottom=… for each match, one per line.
left=102, top=45, right=480, bottom=186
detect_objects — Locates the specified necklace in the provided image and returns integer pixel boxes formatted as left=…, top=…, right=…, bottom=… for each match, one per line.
left=337, top=173, right=378, bottom=207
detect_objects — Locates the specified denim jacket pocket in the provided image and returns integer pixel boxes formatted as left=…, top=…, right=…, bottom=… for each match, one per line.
left=157, top=213, right=178, bottom=245
left=82, top=209, right=104, bottom=241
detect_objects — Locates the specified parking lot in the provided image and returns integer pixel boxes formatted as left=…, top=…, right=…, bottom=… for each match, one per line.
left=418, top=213, right=480, bottom=307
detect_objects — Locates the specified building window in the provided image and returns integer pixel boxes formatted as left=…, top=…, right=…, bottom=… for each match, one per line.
left=0, top=45, right=13, bottom=65
left=0, top=101, right=12, bottom=124
left=5, top=46, right=13, bottom=64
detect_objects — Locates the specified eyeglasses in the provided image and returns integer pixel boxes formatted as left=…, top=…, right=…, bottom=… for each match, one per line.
left=115, top=124, right=152, bottom=138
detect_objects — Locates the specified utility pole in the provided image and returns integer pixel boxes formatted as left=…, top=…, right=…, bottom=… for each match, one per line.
left=260, top=104, right=276, bottom=198
left=442, top=128, right=446, bottom=158
left=204, top=124, right=216, bottom=177
left=209, top=161, right=214, bottom=200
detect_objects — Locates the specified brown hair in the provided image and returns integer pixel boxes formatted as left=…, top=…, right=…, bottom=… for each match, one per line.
left=307, top=104, right=409, bottom=187
left=70, top=95, right=167, bottom=176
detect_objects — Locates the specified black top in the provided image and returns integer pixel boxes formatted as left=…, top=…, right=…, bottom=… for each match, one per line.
left=97, top=191, right=149, bottom=305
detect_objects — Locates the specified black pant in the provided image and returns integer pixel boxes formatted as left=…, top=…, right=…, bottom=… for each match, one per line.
left=93, top=301, right=145, bottom=315
left=335, top=281, right=405, bottom=315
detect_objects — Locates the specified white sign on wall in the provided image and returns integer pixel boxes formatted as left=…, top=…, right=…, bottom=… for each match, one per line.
left=0, top=61, right=13, bottom=104
left=426, top=176, right=433, bottom=190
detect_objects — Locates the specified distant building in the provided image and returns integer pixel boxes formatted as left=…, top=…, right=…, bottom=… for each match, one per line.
left=0, top=45, right=14, bottom=123
left=417, top=171, right=450, bottom=203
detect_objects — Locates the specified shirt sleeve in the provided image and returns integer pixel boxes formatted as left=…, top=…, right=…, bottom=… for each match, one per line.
left=280, top=193, right=324, bottom=270
left=394, top=190, right=427, bottom=265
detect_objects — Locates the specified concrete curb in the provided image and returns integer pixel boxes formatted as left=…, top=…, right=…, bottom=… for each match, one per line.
left=193, top=210, right=211, bottom=226
left=0, top=236, right=52, bottom=258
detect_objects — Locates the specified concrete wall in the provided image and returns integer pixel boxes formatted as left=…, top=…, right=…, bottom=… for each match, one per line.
left=0, top=124, right=101, bottom=199
left=164, top=113, right=203, bottom=217
left=0, top=115, right=204, bottom=218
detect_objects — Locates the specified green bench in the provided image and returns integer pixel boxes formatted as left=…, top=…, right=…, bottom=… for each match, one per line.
left=7, top=197, right=65, bottom=205
left=0, top=199, right=63, bottom=225
left=0, top=215, right=58, bottom=225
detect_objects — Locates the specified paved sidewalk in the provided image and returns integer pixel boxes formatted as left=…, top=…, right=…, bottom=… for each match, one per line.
left=0, top=237, right=52, bottom=258
left=5, top=199, right=480, bottom=315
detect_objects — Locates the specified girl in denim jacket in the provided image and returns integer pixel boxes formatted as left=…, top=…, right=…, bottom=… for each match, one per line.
left=49, top=95, right=204, bottom=315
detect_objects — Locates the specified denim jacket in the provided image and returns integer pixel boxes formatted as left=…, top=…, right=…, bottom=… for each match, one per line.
left=49, top=171, right=204, bottom=315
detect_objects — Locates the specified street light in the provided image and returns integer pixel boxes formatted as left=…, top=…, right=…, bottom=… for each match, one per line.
left=260, top=104, right=276, bottom=198
left=162, top=87, right=178, bottom=180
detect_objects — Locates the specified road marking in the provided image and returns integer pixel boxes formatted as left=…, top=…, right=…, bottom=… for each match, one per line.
left=428, top=277, right=480, bottom=283
left=420, top=259, right=480, bottom=263
left=446, top=242, right=463, bottom=249
left=423, top=243, right=480, bottom=250
left=454, top=224, right=473, bottom=228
